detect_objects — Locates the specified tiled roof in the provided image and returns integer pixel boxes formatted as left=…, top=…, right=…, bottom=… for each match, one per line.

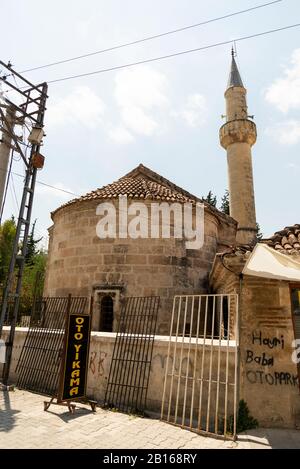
left=51, top=164, right=236, bottom=226
left=61, top=175, right=195, bottom=205
left=51, top=165, right=197, bottom=218
left=262, top=224, right=300, bottom=255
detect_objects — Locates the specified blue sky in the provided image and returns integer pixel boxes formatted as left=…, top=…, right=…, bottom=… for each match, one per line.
left=1, top=0, right=300, bottom=247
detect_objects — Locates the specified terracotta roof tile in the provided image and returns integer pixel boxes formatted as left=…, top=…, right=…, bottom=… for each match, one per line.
left=60, top=176, right=195, bottom=207
left=262, top=224, right=300, bottom=256
left=51, top=164, right=237, bottom=228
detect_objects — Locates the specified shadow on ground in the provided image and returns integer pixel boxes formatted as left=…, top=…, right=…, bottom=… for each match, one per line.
left=44, top=405, right=95, bottom=423
left=0, top=391, right=20, bottom=432
left=238, top=427, right=300, bottom=449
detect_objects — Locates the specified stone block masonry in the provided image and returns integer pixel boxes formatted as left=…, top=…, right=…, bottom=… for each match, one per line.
left=44, top=199, right=236, bottom=335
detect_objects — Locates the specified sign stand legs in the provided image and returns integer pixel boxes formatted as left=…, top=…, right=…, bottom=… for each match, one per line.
left=43, top=396, right=97, bottom=414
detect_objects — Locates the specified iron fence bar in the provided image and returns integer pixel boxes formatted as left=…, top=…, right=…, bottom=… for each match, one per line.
left=105, top=296, right=159, bottom=414
left=167, top=296, right=182, bottom=422
left=223, top=296, right=231, bottom=437
left=126, top=296, right=147, bottom=411
left=167, top=375, right=235, bottom=385
left=174, top=296, right=188, bottom=424
left=110, top=296, right=136, bottom=409
left=17, top=297, right=52, bottom=391
left=160, top=296, right=176, bottom=420
left=197, top=295, right=208, bottom=431
left=233, top=294, right=239, bottom=440
left=104, top=296, right=128, bottom=406
left=18, top=297, right=66, bottom=394
left=142, top=297, right=159, bottom=413
left=114, top=296, right=139, bottom=411
left=125, top=296, right=145, bottom=411
left=26, top=298, right=65, bottom=394
left=161, top=293, right=238, bottom=439
left=189, top=296, right=201, bottom=429
left=214, top=296, right=223, bottom=434
left=135, top=296, right=155, bottom=412
left=15, top=297, right=41, bottom=374
left=127, top=295, right=149, bottom=412
left=120, top=297, right=137, bottom=410
left=181, top=296, right=194, bottom=427
left=25, top=299, right=62, bottom=392
left=206, top=295, right=216, bottom=432
left=135, top=296, right=153, bottom=411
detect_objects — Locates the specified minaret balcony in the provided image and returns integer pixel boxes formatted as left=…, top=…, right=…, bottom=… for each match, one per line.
left=219, top=119, right=257, bottom=149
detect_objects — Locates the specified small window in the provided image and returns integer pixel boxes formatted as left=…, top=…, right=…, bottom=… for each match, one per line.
left=291, top=287, right=300, bottom=340
left=100, top=295, right=114, bottom=332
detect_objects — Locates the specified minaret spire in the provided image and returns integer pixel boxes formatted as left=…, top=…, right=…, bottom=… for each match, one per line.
left=227, top=51, right=244, bottom=89
left=219, top=50, right=257, bottom=245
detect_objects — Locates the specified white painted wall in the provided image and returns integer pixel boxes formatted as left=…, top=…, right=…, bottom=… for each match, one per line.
left=0, top=327, right=236, bottom=417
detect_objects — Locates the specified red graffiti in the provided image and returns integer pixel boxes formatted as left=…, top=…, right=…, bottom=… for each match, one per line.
left=89, top=350, right=107, bottom=376
left=89, top=351, right=97, bottom=375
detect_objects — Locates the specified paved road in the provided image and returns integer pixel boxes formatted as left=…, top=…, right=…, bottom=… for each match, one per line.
left=1, top=389, right=300, bottom=449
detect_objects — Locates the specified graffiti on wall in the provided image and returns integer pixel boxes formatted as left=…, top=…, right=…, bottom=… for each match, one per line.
left=89, top=350, right=107, bottom=377
left=151, top=353, right=194, bottom=375
left=245, top=330, right=298, bottom=386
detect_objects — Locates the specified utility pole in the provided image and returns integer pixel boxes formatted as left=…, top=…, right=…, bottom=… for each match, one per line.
left=0, top=60, right=48, bottom=387
left=0, top=106, right=16, bottom=220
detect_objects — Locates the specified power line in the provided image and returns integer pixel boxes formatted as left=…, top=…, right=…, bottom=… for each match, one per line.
left=20, top=0, right=283, bottom=74
left=0, top=165, right=79, bottom=197
left=10, top=173, right=19, bottom=211
left=35, top=178, right=79, bottom=197
left=0, top=149, right=13, bottom=223
left=9, top=183, right=18, bottom=214
left=47, top=22, right=300, bottom=85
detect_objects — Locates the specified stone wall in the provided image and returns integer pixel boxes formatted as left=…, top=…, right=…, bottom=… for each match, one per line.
left=44, top=199, right=236, bottom=334
left=210, top=254, right=300, bottom=428
left=1, top=327, right=236, bottom=421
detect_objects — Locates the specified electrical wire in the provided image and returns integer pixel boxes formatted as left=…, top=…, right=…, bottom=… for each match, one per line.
left=20, top=0, right=283, bottom=74
left=10, top=173, right=19, bottom=212
left=0, top=166, right=79, bottom=197
left=47, top=22, right=300, bottom=85
left=0, top=148, right=13, bottom=224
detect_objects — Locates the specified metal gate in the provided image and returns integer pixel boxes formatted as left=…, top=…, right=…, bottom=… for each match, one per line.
left=105, top=296, right=159, bottom=414
left=16, top=296, right=87, bottom=395
left=161, top=294, right=239, bottom=439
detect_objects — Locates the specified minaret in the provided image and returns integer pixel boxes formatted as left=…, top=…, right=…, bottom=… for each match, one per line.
left=219, top=49, right=257, bottom=245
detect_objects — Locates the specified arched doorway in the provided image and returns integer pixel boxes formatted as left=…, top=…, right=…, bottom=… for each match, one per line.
left=100, top=295, right=114, bottom=332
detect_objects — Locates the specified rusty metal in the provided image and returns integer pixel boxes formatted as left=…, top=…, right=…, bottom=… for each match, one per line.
left=15, top=296, right=87, bottom=396
left=161, top=294, right=239, bottom=440
left=105, top=296, right=159, bottom=415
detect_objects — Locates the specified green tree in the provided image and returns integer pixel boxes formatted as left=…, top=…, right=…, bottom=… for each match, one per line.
left=20, top=251, right=47, bottom=315
left=0, top=216, right=16, bottom=289
left=0, top=217, right=47, bottom=316
left=256, top=223, right=263, bottom=241
left=220, top=189, right=230, bottom=215
left=25, top=219, right=42, bottom=265
left=228, top=400, right=258, bottom=434
left=203, top=190, right=217, bottom=207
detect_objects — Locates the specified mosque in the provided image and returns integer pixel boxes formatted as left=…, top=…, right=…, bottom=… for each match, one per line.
left=43, top=52, right=300, bottom=428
